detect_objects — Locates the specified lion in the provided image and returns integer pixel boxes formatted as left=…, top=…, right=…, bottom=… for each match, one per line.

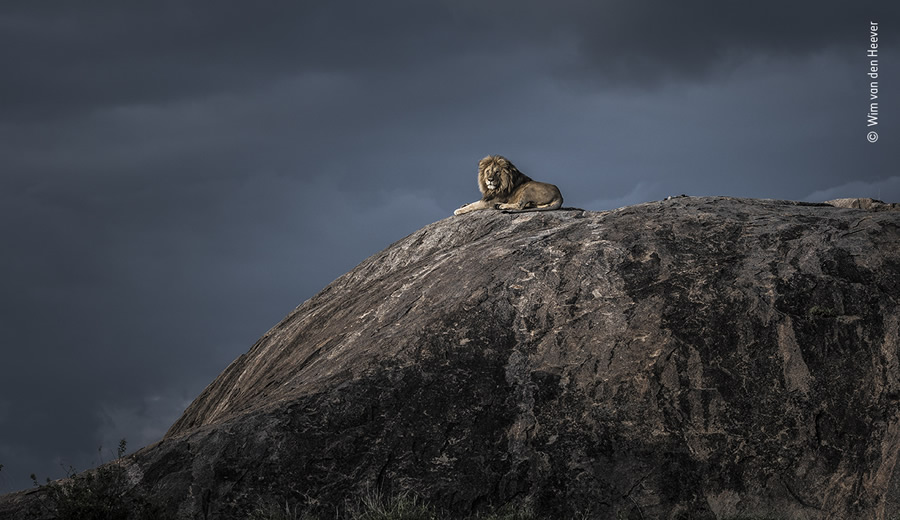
left=454, top=155, right=563, bottom=215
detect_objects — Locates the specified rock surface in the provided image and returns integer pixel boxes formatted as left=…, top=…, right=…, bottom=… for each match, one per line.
left=825, top=198, right=900, bottom=211
left=3, top=196, right=899, bottom=519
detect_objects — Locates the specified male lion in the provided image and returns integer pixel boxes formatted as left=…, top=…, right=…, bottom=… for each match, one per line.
left=454, top=155, right=563, bottom=215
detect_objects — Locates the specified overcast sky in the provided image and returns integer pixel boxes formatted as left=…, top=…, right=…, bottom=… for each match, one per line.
left=1, top=1, right=898, bottom=493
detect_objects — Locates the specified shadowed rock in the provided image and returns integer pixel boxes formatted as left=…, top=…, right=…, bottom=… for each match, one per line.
left=3, top=196, right=899, bottom=519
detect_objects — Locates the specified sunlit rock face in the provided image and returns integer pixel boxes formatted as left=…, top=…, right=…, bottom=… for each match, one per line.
left=4, top=197, right=899, bottom=519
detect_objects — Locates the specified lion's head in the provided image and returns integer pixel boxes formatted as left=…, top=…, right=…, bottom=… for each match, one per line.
left=478, top=155, right=529, bottom=198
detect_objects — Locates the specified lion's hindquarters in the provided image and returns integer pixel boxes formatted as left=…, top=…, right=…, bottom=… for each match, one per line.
left=499, top=181, right=563, bottom=212
left=535, top=197, right=563, bottom=210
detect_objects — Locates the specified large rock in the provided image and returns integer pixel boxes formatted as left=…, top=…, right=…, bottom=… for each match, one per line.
left=3, top=196, right=899, bottom=519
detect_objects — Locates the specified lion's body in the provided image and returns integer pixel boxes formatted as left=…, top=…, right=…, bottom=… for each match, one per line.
left=454, top=155, right=563, bottom=215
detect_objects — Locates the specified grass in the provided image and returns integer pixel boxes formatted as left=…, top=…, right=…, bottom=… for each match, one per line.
left=26, top=439, right=166, bottom=520
left=348, top=490, right=439, bottom=520
left=249, top=495, right=801, bottom=520
left=15, top=444, right=808, bottom=520
left=250, top=498, right=319, bottom=520
left=722, top=517, right=785, bottom=520
left=251, top=489, right=537, bottom=520
left=806, top=305, right=837, bottom=319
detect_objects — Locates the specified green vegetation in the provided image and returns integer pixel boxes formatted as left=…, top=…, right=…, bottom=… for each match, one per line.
left=248, top=496, right=793, bottom=520
left=722, top=516, right=785, bottom=520
left=347, top=490, right=438, bottom=520
left=250, top=498, right=319, bottom=520
left=474, top=505, right=536, bottom=520
left=807, top=305, right=837, bottom=319
left=27, top=439, right=166, bottom=520
left=14, top=446, right=806, bottom=520
left=251, top=490, right=537, bottom=520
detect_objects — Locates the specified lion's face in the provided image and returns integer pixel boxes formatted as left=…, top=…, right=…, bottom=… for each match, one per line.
left=478, top=155, right=519, bottom=196
left=482, top=168, right=502, bottom=191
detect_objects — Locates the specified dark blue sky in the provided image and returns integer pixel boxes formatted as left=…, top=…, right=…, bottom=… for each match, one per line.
left=1, top=1, right=898, bottom=493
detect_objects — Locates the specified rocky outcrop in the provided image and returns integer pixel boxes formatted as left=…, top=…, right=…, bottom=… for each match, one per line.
left=3, top=196, right=899, bottom=519
left=826, top=198, right=900, bottom=211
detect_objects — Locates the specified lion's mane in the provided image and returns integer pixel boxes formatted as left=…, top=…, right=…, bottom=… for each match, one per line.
left=478, top=155, right=531, bottom=199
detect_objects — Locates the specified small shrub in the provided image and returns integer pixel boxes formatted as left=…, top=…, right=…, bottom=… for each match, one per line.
left=28, top=439, right=166, bottom=520
left=725, top=515, right=782, bottom=520
left=250, top=498, right=317, bottom=520
left=475, top=505, right=536, bottom=520
left=44, top=464, right=132, bottom=520
left=807, top=305, right=836, bottom=319
left=348, top=489, right=439, bottom=520
left=250, top=491, right=549, bottom=520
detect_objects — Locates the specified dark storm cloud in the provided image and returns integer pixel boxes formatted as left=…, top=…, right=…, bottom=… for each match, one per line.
left=431, top=0, right=900, bottom=87
left=8, top=1, right=892, bottom=123
left=560, top=1, right=898, bottom=85
left=0, top=0, right=509, bottom=121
